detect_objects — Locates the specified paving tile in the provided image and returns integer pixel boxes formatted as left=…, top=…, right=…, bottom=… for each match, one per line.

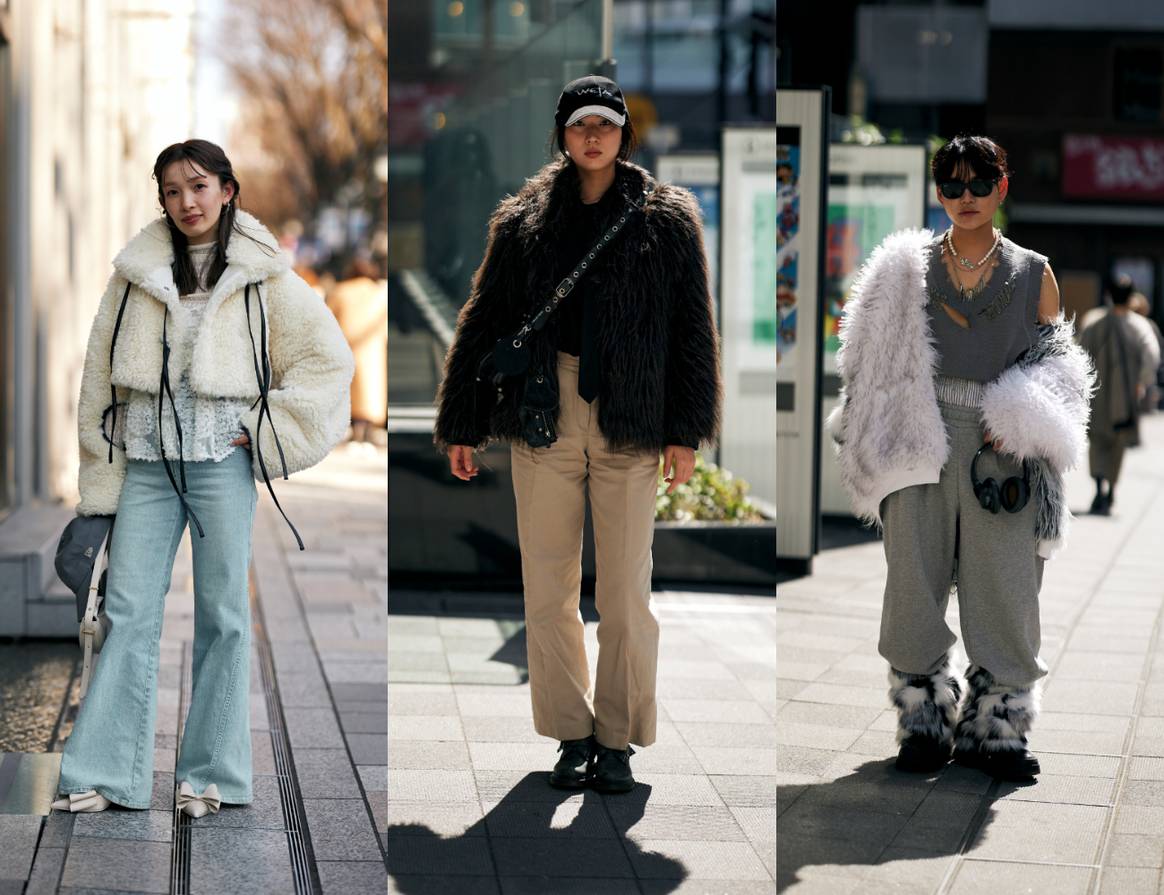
left=389, top=740, right=471, bottom=770
left=59, top=837, right=170, bottom=893
left=629, top=839, right=772, bottom=880
left=607, top=802, right=749, bottom=841
left=454, top=690, right=532, bottom=718
left=468, top=743, right=554, bottom=772
left=1041, top=681, right=1139, bottom=716
left=1105, top=833, right=1164, bottom=868
left=964, top=800, right=1107, bottom=864
left=777, top=784, right=808, bottom=818
left=1035, top=753, right=1121, bottom=778
left=788, top=683, right=887, bottom=708
left=1033, top=728, right=1130, bottom=756
left=865, top=846, right=959, bottom=893
left=317, top=861, right=388, bottom=895
left=708, top=774, right=779, bottom=808
left=661, top=699, right=771, bottom=724
left=690, top=746, right=777, bottom=776
left=291, top=749, right=363, bottom=798
left=72, top=809, right=172, bottom=842
left=947, top=859, right=1091, bottom=894
left=620, top=742, right=704, bottom=775
left=1121, top=780, right=1164, bottom=807
left=629, top=774, right=727, bottom=807
left=1096, top=867, right=1159, bottom=894
left=303, top=798, right=384, bottom=860
left=389, top=769, right=478, bottom=803
left=482, top=795, right=616, bottom=838
left=675, top=721, right=780, bottom=748
left=777, top=745, right=843, bottom=776
left=460, top=717, right=542, bottom=743
left=774, top=721, right=864, bottom=755
left=193, top=775, right=284, bottom=829
left=782, top=702, right=879, bottom=730
left=38, top=812, right=75, bottom=848
left=283, top=707, right=346, bottom=749
left=390, top=714, right=465, bottom=741
left=23, top=846, right=65, bottom=895
left=888, top=790, right=980, bottom=852
left=0, top=815, right=41, bottom=879
left=388, top=875, right=500, bottom=895
left=346, top=732, right=389, bottom=765
left=474, top=771, right=584, bottom=804
left=502, top=880, right=642, bottom=895
left=189, top=828, right=294, bottom=894
left=358, top=765, right=388, bottom=792
left=491, top=838, right=635, bottom=877
left=779, top=798, right=909, bottom=851
left=341, top=712, right=389, bottom=735
left=385, top=832, right=496, bottom=876
left=368, top=790, right=388, bottom=831
left=995, top=774, right=1115, bottom=807
left=385, top=801, right=486, bottom=837
left=336, top=682, right=393, bottom=702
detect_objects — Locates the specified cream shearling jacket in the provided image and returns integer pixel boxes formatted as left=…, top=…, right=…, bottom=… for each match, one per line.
left=76, top=210, right=355, bottom=517
left=828, top=228, right=1095, bottom=559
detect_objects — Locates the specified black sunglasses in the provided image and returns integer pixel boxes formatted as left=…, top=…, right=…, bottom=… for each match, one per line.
left=938, top=178, right=997, bottom=200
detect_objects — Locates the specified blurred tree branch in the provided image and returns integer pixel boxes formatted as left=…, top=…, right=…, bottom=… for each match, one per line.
left=218, top=0, right=387, bottom=257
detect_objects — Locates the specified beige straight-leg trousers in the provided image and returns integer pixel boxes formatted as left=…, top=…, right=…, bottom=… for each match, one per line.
left=510, top=353, right=661, bottom=749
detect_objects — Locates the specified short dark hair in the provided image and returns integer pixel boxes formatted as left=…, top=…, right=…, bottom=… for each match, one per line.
left=548, top=116, right=639, bottom=162
left=1108, top=273, right=1135, bottom=306
left=931, top=135, right=1011, bottom=183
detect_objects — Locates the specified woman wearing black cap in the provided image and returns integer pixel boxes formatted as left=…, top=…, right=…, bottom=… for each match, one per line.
left=434, top=75, right=722, bottom=793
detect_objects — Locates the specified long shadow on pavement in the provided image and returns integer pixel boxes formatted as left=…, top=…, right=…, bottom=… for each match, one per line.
left=777, top=757, right=1002, bottom=892
left=387, top=773, right=688, bottom=891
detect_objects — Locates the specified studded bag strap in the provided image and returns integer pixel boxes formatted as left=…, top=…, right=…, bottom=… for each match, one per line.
left=503, top=187, right=651, bottom=351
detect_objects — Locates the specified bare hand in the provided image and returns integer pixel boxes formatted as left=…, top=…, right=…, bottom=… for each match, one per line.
left=448, top=445, right=478, bottom=482
left=983, top=430, right=1003, bottom=452
left=662, top=446, right=696, bottom=495
left=231, top=432, right=250, bottom=447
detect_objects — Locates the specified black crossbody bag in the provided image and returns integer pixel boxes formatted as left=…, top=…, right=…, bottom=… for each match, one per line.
left=475, top=188, right=649, bottom=448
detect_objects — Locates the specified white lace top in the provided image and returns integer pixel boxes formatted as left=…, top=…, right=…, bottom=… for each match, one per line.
left=122, top=244, right=253, bottom=463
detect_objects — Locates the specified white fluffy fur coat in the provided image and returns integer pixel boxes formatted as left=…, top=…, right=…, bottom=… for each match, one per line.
left=828, top=228, right=1095, bottom=559
left=76, top=210, right=355, bottom=516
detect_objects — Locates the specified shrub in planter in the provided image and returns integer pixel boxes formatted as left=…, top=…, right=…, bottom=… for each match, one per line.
left=655, top=455, right=764, bottom=522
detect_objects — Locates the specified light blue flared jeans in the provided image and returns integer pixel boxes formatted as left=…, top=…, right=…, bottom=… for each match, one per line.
left=58, top=449, right=257, bottom=808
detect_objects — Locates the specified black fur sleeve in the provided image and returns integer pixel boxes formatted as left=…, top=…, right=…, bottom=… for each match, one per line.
left=656, top=186, right=723, bottom=449
left=433, top=205, right=523, bottom=451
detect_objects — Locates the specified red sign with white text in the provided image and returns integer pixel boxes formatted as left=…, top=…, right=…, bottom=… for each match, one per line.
left=1063, top=134, right=1164, bottom=200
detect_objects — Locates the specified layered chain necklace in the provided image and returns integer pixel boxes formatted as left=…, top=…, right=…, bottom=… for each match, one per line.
left=944, top=227, right=1001, bottom=271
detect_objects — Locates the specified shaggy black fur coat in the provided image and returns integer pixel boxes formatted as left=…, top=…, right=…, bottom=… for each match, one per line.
left=434, top=158, right=722, bottom=452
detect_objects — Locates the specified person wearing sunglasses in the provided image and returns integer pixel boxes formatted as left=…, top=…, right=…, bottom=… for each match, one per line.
left=829, top=135, right=1095, bottom=782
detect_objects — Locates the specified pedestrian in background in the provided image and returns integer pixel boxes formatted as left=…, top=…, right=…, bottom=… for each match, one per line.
left=327, top=256, right=388, bottom=444
left=830, top=135, right=1094, bottom=781
left=53, top=139, right=354, bottom=816
left=1078, top=275, right=1159, bottom=515
left=1129, top=290, right=1164, bottom=414
left=434, top=76, right=721, bottom=794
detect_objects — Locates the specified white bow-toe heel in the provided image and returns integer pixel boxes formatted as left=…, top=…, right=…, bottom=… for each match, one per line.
left=50, top=790, right=111, bottom=813
left=176, top=781, right=221, bottom=818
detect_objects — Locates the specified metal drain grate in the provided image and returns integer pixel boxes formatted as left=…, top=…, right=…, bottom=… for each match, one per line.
left=168, top=573, right=321, bottom=894
left=250, top=571, right=322, bottom=894
left=170, top=641, right=193, bottom=894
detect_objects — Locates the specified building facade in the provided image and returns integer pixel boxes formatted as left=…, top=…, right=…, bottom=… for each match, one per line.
left=0, top=0, right=195, bottom=634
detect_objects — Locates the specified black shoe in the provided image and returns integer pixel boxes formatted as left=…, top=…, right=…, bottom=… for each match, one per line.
left=895, top=735, right=951, bottom=773
left=954, top=747, right=1040, bottom=781
left=548, top=735, right=595, bottom=790
left=591, top=743, right=636, bottom=794
left=1091, top=492, right=1111, bottom=515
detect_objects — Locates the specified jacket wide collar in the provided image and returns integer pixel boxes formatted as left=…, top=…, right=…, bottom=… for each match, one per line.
left=112, top=209, right=289, bottom=327
left=515, top=158, right=653, bottom=247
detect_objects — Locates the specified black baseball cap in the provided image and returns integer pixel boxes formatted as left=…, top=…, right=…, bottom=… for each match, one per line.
left=555, top=75, right=628, bottom=129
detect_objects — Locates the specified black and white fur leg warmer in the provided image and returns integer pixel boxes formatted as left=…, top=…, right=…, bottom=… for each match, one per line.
left=887, top=656, right=966, bottom=746
left=954, top=665, right=1041, bottom=754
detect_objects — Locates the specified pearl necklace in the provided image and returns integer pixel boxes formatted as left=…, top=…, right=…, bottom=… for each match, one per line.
left=944, top=227, right=1001, bottom=271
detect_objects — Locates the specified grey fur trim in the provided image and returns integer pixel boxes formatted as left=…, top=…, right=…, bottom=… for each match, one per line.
left=954, top=665, right=1041, bottom=754
left=1028, top=456, right=1068, bottom=545
left=887, top=657, right=965, bottom=745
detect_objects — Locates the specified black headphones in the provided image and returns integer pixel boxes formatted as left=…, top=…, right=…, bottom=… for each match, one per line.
left=971, top=444, right=1031, bottom=514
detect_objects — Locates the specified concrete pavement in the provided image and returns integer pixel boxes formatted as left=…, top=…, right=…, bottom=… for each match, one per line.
left=0, top=441, right=387, bottom=894
left=386, top=587, right=778, bottom=894
left=777, top=413, right=1164, bottom=894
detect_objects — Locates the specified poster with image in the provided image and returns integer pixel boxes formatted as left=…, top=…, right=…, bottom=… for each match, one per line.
left=776, top=135, right=801, bottom=366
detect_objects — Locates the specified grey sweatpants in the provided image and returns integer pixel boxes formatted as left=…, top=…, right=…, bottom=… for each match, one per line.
left=879, top=400, right=1048, bottom=689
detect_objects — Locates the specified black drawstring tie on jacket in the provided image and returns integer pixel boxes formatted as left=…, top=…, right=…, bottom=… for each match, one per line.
left=158, top=309, right=205, bottom=538
left=245, top=283, right=304, bottom=550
